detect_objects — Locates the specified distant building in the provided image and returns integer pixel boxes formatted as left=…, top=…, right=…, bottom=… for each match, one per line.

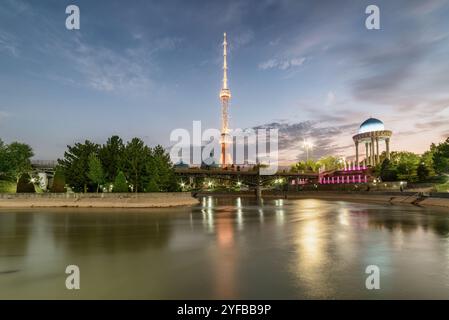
left=319, top=118, right=393, bottom=185
left=352, top=117, right=392, bottom=166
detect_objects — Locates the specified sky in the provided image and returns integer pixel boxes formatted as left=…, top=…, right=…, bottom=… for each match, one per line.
left=1, top=0, right=449, bottom=163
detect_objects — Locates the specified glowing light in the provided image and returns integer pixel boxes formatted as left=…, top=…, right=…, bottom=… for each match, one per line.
left=207, top=196, right=213, bottom=208
left=339, top=209, right=350, bottom=226
left=276, top=209, right=285, bottom=225
left=303, top=139, right=314, bottom=149
left=258, top=209, right=264, bottom=224
left=275, top=199, right=284, bottom=206
left=303, top=138, right=314, bottom=161
left=236, top=197, right=242, bottom=208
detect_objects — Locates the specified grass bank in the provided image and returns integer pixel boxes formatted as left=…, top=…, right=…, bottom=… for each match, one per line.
left=0, top=180, right=16, bottom=193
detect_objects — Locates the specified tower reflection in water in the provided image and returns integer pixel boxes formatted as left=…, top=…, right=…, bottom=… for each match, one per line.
left=201, top=196, right=237, bottom=298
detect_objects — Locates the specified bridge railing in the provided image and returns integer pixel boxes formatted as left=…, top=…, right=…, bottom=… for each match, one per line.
left=31, top=160, right=58, bottom=169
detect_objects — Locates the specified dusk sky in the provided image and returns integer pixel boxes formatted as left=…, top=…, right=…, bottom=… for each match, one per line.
left=1, top=0, right=449, bottom=163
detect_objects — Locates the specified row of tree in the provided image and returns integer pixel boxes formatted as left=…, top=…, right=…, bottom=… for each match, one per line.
left=3, top=135, right=449, bottom=191
left=290, top=156, right=342, bottom=173
left=57, top=136, right=179, bottom=193
left=380, top=138, right=449, bottom=182
left=290, top=137, right=449, bottom=183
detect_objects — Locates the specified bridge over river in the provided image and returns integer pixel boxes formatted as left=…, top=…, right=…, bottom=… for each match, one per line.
left=31, top=161, right=318, bottom=195
left=174, top=168, right=318, bottom=196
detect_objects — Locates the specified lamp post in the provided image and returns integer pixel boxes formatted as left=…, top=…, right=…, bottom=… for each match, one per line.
left=303, top=139, right=314, bottom=161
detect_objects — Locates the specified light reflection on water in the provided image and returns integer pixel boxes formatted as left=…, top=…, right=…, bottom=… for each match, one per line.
left=1, top=197, right=449, bottom=299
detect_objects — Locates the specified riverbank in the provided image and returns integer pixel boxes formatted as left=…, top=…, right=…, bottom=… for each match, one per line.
left=285, top=192, right=449, bottom=209
left=0, top=193, right=199, bottom=208
left=195, top=191, right=449, bottom=209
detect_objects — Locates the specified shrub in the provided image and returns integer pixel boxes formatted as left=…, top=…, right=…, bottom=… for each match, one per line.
left=0, top=180, right=17, bottom=193
left=16, top=173, right=35, bottom=193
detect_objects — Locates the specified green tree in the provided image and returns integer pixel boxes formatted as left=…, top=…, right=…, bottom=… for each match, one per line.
left=16, top=173, right=35, bottom=193
left=316, top=156, right=343, bottom=172
left=1, top=142, right=34, bottom=181
left=291, top=162, right=305, bottom=172
left=51, top=166, right=66, bottom=193
left=380, top=158, right=397, bottom=181
left=433, top=137, right=449, bottom=174
left=389, top=151, right=420, bottom=182
left=421, top=149, right=436, bottom=178
left=149, top=145, right=178, bottom=191
left=113, top=171, right=128, bottom=193
left=417, top=162, right=430, bottom=182
left=58, top=140, right=100, bottom=192
left=291, top=160, right=320, bottom=173
left=0, top=139, right=8, bottom=179
left=122, top=138, right=150, bottom=193
left=99, top=135, right=125, bottom=183
left=87, top=153, right=105, bottom=193
left=146, top=177, right=159, bottom=192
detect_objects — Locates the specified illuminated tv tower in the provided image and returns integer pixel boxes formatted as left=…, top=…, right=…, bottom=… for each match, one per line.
left=220, top=32, right=231, bottom=167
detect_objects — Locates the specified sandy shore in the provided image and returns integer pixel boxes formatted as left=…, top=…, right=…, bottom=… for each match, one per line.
left=0, top=193, right=199, bottom=208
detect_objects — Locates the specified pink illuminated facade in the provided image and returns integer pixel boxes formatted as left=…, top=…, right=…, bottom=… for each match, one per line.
left=318, top=165, right=373, bottom=185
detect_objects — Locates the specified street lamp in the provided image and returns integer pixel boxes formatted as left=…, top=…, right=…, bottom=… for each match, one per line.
left=303, top=138, right=314, bottom=161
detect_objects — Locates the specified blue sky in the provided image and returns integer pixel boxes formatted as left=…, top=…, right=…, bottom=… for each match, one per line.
left=1, top=0, right=449, bottom=163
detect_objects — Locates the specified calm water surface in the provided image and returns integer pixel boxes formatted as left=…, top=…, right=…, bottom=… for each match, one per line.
left=1, top=197, right=449, bottom=299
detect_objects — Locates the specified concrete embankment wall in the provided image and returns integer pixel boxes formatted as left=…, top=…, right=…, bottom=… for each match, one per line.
left=0, top=192, right=199, bottom=208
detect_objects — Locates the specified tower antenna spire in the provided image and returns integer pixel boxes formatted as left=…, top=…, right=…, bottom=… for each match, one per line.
left=219, top=33, right=231, bottom=167
left=222, top=32, right=228, bottom=89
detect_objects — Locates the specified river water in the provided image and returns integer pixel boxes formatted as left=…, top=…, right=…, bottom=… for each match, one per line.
left=1, top=197, right=449, bottom=299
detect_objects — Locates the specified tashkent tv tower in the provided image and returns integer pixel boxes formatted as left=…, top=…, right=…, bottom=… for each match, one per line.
left=219, top=32, right=231, bottom=167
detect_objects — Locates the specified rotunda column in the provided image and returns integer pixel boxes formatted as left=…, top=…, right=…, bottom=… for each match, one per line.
left=365, top=143, right=369, bottom=166
left=355, top=141, right=359, bottom=166
left=386, top=138, right=390, bottom=160
left=375, top=137, right=379, bottom=165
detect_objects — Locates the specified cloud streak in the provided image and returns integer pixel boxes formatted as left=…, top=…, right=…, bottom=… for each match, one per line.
left=0, top=31, right=19, bottom=57
left=253, top=120, right=358, bottom=163
left=43, top=33, right=182, bottom=94
left=258, top=57, right=305, bottom=70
